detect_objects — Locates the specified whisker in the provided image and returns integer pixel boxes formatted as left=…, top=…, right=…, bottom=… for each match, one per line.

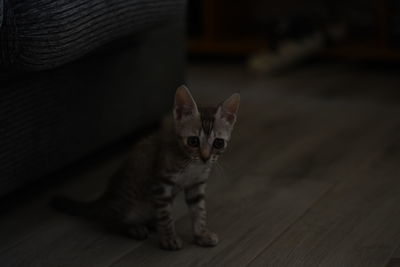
left=214, top=161, right=229, bottom=184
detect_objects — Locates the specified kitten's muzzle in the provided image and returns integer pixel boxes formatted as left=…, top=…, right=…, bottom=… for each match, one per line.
left=200, top=146, right=211, bottom=163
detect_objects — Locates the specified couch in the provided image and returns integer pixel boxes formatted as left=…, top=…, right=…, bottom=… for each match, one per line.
left=0, top=0, right=186, bottom=196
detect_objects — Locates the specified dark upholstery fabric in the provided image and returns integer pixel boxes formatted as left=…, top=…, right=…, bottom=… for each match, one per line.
left=0, top=0, right=3, bottom=29
left=0, top=5, right=185, bottom=196
left=0, top=0, right=184, bottom=73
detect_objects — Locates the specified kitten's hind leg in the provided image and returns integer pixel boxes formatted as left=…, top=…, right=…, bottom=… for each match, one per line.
left=103, top=217, right=150, bottom=240
left=121, top=202, right=153, bottom=240
left=126, top=224, right=149, bottom=240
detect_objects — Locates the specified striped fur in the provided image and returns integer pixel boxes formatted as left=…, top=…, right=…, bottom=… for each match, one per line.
left=199, top=107, right=216, bottom=136
left=53, top=86, right=239, bottom=251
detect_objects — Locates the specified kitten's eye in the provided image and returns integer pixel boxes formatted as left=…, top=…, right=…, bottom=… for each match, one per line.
left=213, top=138, right=225, bottom=149
left=187, top=136, right=200, bottom=147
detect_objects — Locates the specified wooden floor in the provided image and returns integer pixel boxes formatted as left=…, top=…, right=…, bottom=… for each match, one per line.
left=2, top=61, right=400, bottom=267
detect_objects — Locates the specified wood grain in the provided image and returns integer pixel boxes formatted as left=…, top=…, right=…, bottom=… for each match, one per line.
left=249, top=121, right=400, bottom=267
left=2, top=63, right=400, bottom=267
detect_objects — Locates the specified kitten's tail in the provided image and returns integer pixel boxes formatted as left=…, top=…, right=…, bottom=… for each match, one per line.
left=50, top=196, right=99, bottom=219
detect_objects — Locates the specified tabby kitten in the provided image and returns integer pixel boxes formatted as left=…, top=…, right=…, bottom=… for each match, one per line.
left=53, top=85, right=240, bottom=250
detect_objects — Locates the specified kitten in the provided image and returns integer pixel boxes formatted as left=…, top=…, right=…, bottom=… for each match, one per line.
left=52, top=85, right=240, bottom=250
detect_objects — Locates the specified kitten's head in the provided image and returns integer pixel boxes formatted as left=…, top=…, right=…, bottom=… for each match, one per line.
left=173, top=85, right=240, bottom=164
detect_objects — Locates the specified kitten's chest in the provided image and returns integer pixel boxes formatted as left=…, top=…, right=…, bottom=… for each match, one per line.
left=174, top=163, right=210, bottom=188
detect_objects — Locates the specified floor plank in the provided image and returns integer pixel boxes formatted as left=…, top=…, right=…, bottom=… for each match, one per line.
left=248, top=120, right=400, bottom=267
left=2, top=62, right=400, bottom=266
left=0, top=154, right=129, bottom=267
left=387, top=239, right=400, bottom=267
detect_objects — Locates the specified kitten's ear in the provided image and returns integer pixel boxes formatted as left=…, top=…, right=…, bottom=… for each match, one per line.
left=216, top=93, right=240, bottom=126
left=173, top=85, right=199, bottom=121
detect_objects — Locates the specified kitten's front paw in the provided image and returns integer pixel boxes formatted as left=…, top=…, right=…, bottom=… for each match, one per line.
left=195, top=230, right=219, bottom=247
left=160, top=236, right=183, bottom=251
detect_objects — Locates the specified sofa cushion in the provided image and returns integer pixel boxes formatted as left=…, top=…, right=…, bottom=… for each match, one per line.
left=0, top=0, right=184, bottom=73
left=0, top=0, right=3, bottom=29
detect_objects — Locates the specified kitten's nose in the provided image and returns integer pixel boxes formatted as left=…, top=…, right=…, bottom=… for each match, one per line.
left=200, top=147, right=211, bottom=163
left=200, top=155, right=210, bottom=163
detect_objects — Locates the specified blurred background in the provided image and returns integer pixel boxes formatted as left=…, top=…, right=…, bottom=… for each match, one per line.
left=186, top=0, right=400, bottom=67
